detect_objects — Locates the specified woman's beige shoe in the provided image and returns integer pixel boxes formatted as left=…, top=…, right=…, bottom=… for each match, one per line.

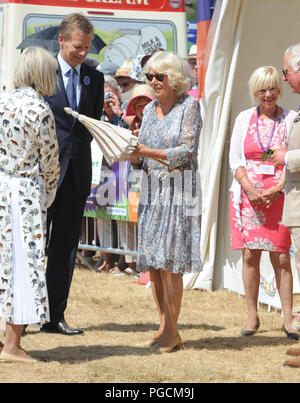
left=284, top=356, right=300, bottom=367
left=0, top=350, right=37, bottom=363
left=286, top=346, right=300, bottom=356
left=136, top=339, right=159, bottom=348
left=151, top=334, right=181, bottom=354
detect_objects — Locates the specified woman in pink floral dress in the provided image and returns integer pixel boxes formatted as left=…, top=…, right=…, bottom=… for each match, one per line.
left=229, top=66, right=298, bottom=338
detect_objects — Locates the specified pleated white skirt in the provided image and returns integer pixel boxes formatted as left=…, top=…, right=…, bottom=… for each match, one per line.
left=10, top=177, right=41, bottom=325
left=0, top=174, right=50, bottom=326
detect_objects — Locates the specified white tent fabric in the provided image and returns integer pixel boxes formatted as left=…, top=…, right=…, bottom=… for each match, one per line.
left=184, top=0, right=300, bottom=308
left=183, top=0, right=246, bottom=290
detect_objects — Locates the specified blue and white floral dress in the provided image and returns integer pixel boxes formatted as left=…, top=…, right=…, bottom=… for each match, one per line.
left=0, top=86, right=60, bottom=326
left=136, top=95, right=202, bottom=274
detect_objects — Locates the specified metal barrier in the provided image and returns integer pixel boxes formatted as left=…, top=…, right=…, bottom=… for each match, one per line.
left=77, top=217, right=138, bottom=270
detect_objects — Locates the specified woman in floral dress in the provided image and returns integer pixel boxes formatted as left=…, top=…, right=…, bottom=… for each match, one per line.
left=131, top=51, right=202, bottom=353
left=0, top=47, right=60, bottom=363
left=229, top=66, right=298, bottom=338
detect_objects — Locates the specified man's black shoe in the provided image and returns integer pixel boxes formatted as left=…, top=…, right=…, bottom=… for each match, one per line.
left=41, top=319, right=84, bottom=336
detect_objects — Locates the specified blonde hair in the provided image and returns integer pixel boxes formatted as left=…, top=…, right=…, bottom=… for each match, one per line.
left=143, top=51, right=191, bottom=98
left=248, top=66, right=283, bottom=104
left=59, top=13, right=94, bottom=40
left=14, top=47, right=58, bottom=96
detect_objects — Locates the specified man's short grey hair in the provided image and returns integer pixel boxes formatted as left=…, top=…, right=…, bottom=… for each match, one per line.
left=285, top=43, right=300, bottom=72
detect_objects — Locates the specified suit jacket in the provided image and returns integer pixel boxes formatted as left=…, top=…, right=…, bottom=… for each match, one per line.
left=282, top=111, right=300, bottom=226
left=45, top=61, right=104, bottom=197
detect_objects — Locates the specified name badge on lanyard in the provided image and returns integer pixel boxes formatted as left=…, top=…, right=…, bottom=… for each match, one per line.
left=256, top=106, right=278, bottom=175
left=259, top=164, right=275, bottom=175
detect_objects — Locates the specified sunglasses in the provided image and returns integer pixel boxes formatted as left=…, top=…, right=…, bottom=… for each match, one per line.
left=145, top=73, right=166, bottom=82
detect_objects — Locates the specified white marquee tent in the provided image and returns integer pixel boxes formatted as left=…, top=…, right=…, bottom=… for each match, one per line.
left=183, top=0, right=300, bottom=310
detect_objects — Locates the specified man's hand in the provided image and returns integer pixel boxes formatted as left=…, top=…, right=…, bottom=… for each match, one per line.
left=271, top=148, right=287, bottom=166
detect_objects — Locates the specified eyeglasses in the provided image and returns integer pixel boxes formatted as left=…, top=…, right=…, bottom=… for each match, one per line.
left=258, top=87, right=278, bottom=95
left=282, top=68, right=288, bottom=78
left=145, top=73, right=166, bottom=82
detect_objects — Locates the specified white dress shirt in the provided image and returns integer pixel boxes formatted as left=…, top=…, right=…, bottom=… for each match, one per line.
left=58, top=52, right=81, bottom=105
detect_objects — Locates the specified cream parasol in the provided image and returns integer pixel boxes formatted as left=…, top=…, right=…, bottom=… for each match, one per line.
left=64, top=107, right=138, bottom=166
left=64, top=107, right=169, bottom=167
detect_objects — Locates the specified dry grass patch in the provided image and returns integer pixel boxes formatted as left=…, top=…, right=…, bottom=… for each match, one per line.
left=1, top=268, right=300, bottom=383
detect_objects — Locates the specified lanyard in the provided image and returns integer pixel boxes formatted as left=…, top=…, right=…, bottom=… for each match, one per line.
left=256, top=105, right=278, bottom=153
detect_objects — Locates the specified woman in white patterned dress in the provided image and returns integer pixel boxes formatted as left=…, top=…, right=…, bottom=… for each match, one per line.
left=0, top=47, right=60, bottom=363
left=131, top=51, right=202, bottom=353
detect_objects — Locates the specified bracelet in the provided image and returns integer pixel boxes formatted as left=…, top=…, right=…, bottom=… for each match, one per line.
left=275, top=184, right=283, bottom=194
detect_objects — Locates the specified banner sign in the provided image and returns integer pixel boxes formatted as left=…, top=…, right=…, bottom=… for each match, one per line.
left=197, top=0, right=215, bottom=97
left=187, top=20, right=197, bottom=47
left=0, top=0, right=184, bottom=12
left=24, top=14, right=174, bottom=66
left=84, top=141, right=140, bottom=222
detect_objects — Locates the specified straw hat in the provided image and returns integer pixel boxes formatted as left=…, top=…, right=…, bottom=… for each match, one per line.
left=187, top=44, right=197, bottom=59
left=114, top=60, right=133, bottom=79
left=124, top=84, right=154, bottom=116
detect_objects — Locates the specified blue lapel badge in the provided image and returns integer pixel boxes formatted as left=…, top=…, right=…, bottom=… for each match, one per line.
left=83, top=75, right=91, bottom=86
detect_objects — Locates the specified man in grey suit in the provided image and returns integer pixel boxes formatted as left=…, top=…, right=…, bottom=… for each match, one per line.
left=272, top=43, right=300, bottom=366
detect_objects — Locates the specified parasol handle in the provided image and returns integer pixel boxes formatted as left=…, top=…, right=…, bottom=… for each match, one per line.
left=152, top=158, right=169, bottom=167
left=64, top=107, right=80, bottom=119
